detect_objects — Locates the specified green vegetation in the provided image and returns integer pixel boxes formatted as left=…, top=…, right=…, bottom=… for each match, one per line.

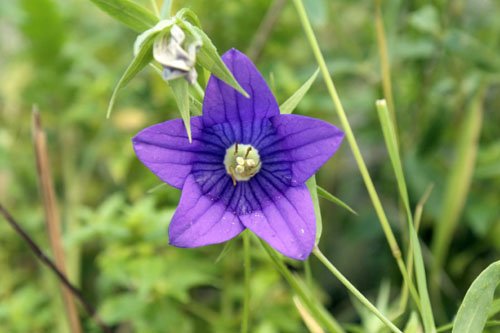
left=0, top=0, right=499, bottom=332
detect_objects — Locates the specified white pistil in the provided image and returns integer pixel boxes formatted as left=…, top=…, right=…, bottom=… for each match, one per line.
left=224, top=143, right=261, bottom=185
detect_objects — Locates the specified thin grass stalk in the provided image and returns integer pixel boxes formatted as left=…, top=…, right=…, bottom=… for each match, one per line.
left=398, top=184, right=434, bottom=312
left=293, top=296, right=325, bottom=333
left=32, top=108, right=82, bottom=333
left=374, top=0, right=398, bottom=143
left=376, top=100, right=436, bottom=332
left=292, top=0, right=420, bottom=308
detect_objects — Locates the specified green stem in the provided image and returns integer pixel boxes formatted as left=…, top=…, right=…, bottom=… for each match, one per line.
left=193, top=81, right=205, bottom=100
left=313, top=247, right=402, bottom=333
left=259, top=239, right=345, bottom=333
left=292, top=0, right=420, bottom=308
left=241, top=231, right=251, bottom=333
left=150, top=0, right=160, bottom=17
left=304, top=258, right=313, bottom=290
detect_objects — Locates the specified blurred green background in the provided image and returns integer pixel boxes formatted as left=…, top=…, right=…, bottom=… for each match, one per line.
left=0, top=0, right=499, bottom=332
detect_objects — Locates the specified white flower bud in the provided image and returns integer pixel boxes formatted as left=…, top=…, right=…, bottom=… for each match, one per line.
left=153, top=24, right=201, bottom=84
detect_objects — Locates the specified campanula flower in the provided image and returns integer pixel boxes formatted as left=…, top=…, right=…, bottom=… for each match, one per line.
left=133, top=49, right=344, bottom=260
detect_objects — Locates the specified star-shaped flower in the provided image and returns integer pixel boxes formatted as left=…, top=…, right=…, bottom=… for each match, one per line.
left=132, top=49, right=344, bottom=260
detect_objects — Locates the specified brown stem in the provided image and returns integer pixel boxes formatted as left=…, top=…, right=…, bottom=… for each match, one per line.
left=246, top=0, right=287, bottom=63
left=32, top=106, right=82, bottom=333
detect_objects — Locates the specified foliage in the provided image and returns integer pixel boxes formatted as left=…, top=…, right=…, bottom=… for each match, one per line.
left=0, top=0, right=499, bottom=332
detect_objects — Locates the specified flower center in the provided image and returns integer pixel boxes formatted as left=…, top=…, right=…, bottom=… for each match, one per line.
left=224, top=142, right=261, bottom=186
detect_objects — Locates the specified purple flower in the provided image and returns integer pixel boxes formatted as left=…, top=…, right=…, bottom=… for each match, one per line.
left=132, top=49, right=344, bottom=260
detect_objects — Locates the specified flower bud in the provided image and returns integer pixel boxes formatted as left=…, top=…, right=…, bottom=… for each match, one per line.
left=153, top=24, right=201, bottom=84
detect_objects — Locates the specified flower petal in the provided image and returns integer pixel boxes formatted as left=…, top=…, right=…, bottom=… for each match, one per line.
left=240, top=178, right=316, bottom=260
left=259, top=114, right=344, bottom=185
left=169, top=175, right=245, bottom=247
left=132, top=116, right=224, bottom=189
left=202, top=49, right=280, bottom=134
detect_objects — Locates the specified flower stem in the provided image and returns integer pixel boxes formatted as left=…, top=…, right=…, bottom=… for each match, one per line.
left=193, top=81, right=205, bottom=100
left=313, top=247, right=402, bottom=333
left=259, top=239, right=345, bottom=333
left=150, top=0, right=160, bottom=17
left=241, top=231, right=251, bottom=333
left=292, top=0, right=420, bottom=308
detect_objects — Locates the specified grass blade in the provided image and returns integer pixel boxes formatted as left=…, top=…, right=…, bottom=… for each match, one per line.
left=430, top=83, right=487, bottom=280
left=376, top=99, right=435, bottom=332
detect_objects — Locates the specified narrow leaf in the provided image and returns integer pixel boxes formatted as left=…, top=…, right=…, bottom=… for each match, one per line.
left=452, top=261, right=500, bottom=333
left=181, top=22, right=249, bottom=98
left=175, top=8, right=203, bottom=29
left=376, top=99, right=436, bottom=332
left=306, top=175, right=322, bottom=245
left=106, top=37, right=155, bottom=118
left=317, top=185, right=357, bottom=215
left=280, top=68, right=319, bottom=114
left=90, top=0, right=158, bottom=32
left=107, top=21, right=174, bottom=118
left=170, top=78, right=192, bottom=142
left=190, top=96, right=203, bottom=116
left=431, top=84, right=486, bottom=276
left=215, top=238, right=236, bottom=264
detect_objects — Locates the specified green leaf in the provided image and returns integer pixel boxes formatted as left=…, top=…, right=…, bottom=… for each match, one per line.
left=181, top=21, right=249, bottom=98
left=443, top=30, right=500, bottom=72
left=170, top=78, right=192, bottom=142
left=214, top=238, right=236, bottom=264
left=107, top=21, right=174, bottom=118
left=376, top=99, right=436, bottom=333
left=408, top=5, right=441, bottom=36
left=190, top=96, right=203, bottom=116
left=90, top=0, right=158, bottom=32
left=317, top=185, right=357, bottom=215
left=106, top=37, right=155, bottom=118
left=306, top=175, right=322, bottom=245
left=175, top=8, right=203, bottom=29
left=99, top=293, right=145, bottom=324
left=452, top=261, right=500, bottom=333
left=280, top=68, right=319, bottom=114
